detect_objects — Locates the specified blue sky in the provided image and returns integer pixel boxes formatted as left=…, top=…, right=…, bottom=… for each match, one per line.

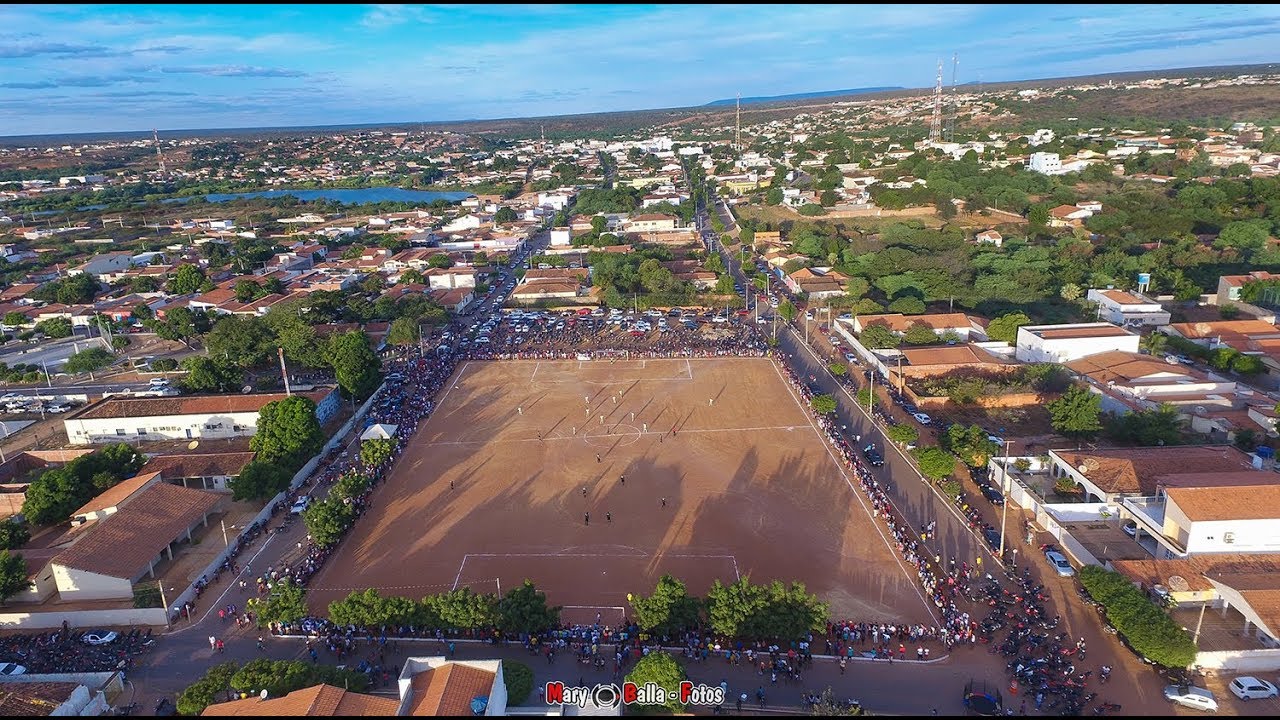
left=3, top=3, right=1279, bottom=136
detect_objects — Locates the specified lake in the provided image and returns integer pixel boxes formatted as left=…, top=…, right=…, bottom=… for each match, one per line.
left=201, top=188, right=473, bottom=204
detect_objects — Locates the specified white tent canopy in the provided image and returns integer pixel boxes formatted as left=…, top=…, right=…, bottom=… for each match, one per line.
left=360, top=423, right=398, bottom=441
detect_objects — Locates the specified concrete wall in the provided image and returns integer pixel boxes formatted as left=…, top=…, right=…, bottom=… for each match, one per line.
left=65, top=410, right=262, bottom=445
left=49, top=564, right=133, bottom=602
left=1195, top=648, right=1280, bottom=672
left=0, top=606, right=166, bottom=629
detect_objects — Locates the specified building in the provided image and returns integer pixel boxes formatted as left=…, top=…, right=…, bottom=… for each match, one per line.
left=1047, top=445, right=1257, bottom=504
left=1218, top=270, right=1280, bottom=306
left=1029, top=152, right=1063, bottom=175
left=1048, top=204, right=1093, bottom=228
left=140, top=452, right=256, bottom=492
left=975, top=230, right=1003, bottom=247
left=201, top=683, right=398, bottom=716
left=49, top=479, right=224, bottom=600
left=783, top=267, right=849, bottom=299
left=0, top=676, right=115, bottom=716
left=1085, top=289, right=1171, bottom=327
left=1064, top=350, right=1236, bottom=414
left=1163, top=319, right=1280, bottom=348
left=1014, top=322, right=1140, bottom=363
left=549, top=227, right=572, bottom=247
left=851, top=313, right=977, bottom=340
left=62, top=388, right=337, bottom=445
left=622, top=214, right=679, bottom=233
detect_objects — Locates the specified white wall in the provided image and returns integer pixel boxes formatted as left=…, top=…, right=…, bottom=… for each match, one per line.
left=0, top=606, right=166, bottom=629
left=1015, top=328, right=1140, bottom=363
left=49, top=564, right=133, bottom=601
left=1180, top=516, right=1280, bottom=555
left=64, top=410, right=261, bottom=445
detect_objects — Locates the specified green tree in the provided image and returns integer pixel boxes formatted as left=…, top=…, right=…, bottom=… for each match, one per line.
left=2, top=311, right=29, bottom=327
left=64, top=347, right=113, bottom=374
left=886, top=423, right=919, bottom=445
left=778, top=300, right=797, bottom=322
left=176, top=661, right=239, bottom=716
left=0, top=550, right=31, bottom=604
left=765, top=187, right=784, bottom=206
left=1141, top=332, right=1168, bottom=356
left=234, top=279, right=264, bottom=303
left=0, top=519, right=30, bottom=551
left=859, top=324, right=900, bottom=349
left=1077, top=565, right=1196, bottom=668
left=1047, top=385, right=1103, bottom=439
left=386, top=317, right=420, bottom=346
left=1027, top=204, right=1049, bottom=227
left=229, top=460, right=293, bottom=502
left=206, top=314, right=274, bottom=368
left=328, top=331, right=382, bottom=400
left=903, top=322, right=940, bottom=345
left=180, top=355, right=244, bottom=393
left=912, top=446, right=957, bottom=482
left=704, top=577, right=827, bottom=641
left=820, top=189, right=839, bottom=207
left=503, top=660, right=534, bottom=705
left=167, top=264, right=206, bottom=295
left=228, top=659, right=368, bottom=699
left=810, top=394, right=838, bottom=414
left=426, top=587, right=497, bottom=629
left=400, top=268, right=426, bottom=285
left=21, top=443, right=144, bottom=526
left=798, top=204, right=827, bottom=217
left=248, top=577, right=308, bottom=627
left=34, top=317, right=72, bottom=338
left=1060, top=283, right=1083, bottom=302
left=624, top=653, right=688, bottom=713
left=1214, top=219, right=1271, bottom=253
left=495, top=580, right=561, bottom=635
left=494, top=206, right=518, bottom=224
left=828, top=362, right=847, bottom=377
left=942, top=424, right=1000, bottom=467
left=1106, top=404, right=1184, bottom=446
left=855, top=387, right=876, bottom=408
left=428, top=253, right=453, bottom=269
left=250, top=396, right=324, bottom=470
left=360, top=438, right=396, bottom=468
left=985, top=312, right=1032, bottom=344
left=302, top=497, right=355, bottom=548
left=630, top=574, right=702, bottom=636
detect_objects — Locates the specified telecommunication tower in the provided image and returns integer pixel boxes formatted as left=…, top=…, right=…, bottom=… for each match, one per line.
left=735, top=92, right=742, bottom=152
left=947, top=53, right=959, bottom=142
left=929, top=61, right=943, bottom=143
left=152, top=129, right=166, bottom=175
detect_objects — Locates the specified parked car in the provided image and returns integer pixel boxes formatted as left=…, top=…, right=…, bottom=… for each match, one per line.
left=0, top=662, right=26, bottom=676
left=1122, top=520, right=1137, bottom=538
left=983, top=527, right=1002, bottom=551
left=979, top=484, right=1005, bottom=506
left=911, top=412, right=933, bottom=426
left=1044, top=549, right=1075, bottom=577
left=1163, top=684, right=1217, bottom=712
left=82, top=630, right=119, bottom=645
left=148, top=377, right=170, bottom=387
left=1229, top=676, right=1278, bottom=701
left=45, top=403, right=72, bottom=414
left=290, top=496, right=312, bottom=514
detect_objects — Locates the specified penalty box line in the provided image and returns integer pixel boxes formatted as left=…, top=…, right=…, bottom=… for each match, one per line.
left=452, top=552, right=741, bottom=590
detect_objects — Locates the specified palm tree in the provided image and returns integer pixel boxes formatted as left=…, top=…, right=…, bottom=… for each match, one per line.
left=1141, top=332, right=1168, bottom=356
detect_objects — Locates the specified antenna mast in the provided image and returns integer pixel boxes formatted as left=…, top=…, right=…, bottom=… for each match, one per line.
left=152, top=129, right=166, bottom=175
left=735, top=92, right=741, bottom=153
left=947, top=52, right=959, bottom=142
left=929, top=61, right=943, bottom=143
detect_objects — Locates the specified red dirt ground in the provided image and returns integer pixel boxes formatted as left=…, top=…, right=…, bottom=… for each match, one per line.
left=309, top=358, right=935, bottom=623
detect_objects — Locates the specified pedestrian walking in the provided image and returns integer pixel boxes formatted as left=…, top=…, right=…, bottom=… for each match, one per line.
left=606, top=512, right=612, bottom=523
left=450, top=480, right=454, bottom=490
left=596, top=454, right=601, bottom=463
left=582, top=486, right=588, bottom=497
left=518, top=406, right=523, bottom=415
left=661, top=497, right=667, bottom=507
left=619, top=475, right=625, bottom=485
left=208, top=635, right=217, bottom=651
left=584, top=512, right=590, bottom=526
left=216, top=639, right=225, bottom=653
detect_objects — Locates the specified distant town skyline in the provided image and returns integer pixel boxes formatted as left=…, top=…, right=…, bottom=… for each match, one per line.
left=3, top=3, right=1279, bottom=136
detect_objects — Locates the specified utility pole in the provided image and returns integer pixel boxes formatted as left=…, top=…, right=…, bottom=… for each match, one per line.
left=279, top=347, right=291, bottom=396
left=998, top=439, right=1015, bottom=561
left=735, top=92, right=742, bottom=153
left=929, top=60, right=944, bottom=144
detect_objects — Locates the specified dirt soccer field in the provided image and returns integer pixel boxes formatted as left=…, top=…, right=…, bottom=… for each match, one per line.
left=309, top=357, right=934, bottom=623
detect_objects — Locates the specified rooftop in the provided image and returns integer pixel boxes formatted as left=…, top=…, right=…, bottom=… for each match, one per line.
left=857, top=313, right=971, bottom=334
left=1025, top=323, right=1134, bottom=340
left=901, top=345, right=998, bottom=367
left=1167, top=319, right=1280, bottom=340
left=407, top=662, right=497, bottom=716
left=1164, top=484, right=1280, bottom=522
left=1065, top=351, right=1202, bottom=385
left=201, top=684, right=398, bottom=716
left=72, top=470, right=162, bottom=517
left=0, top=681, right=84, bottom=716
left=53, top=482, right=222, bottom=580
left=1052, top=445, right=1256, bottom=495
left=67, top=388, right=331, bottom=421
left=140, top=452, right=257, bottom=479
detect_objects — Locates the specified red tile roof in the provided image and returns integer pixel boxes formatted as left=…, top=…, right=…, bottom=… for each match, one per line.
left=408, top=663, right=496, bottom=716
left=201, top=684, right=397, bottom=716
left=69, top=389, right=331, bottom=421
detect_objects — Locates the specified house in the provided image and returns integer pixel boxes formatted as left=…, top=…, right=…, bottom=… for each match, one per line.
left=1065, top=350, right=1237, bottom=414
left=140, top=451, right=257, bottom=492
left=199, top=656, right=556, bottom=717
left=1163, top=319, right=1280, bottom=348
left=62, top=388, right=338, bottom=445
left=1048, top=445, right=1258, bottom=504
left=784, top=267, right=849, bottom=299
left=429, top=287, right=475, bottom=314
left=549, top=227, right=572, bottom=247
left=851, top=313, right=977, bottom=340
left=1217, top=270, right=1280, bottom=306
left=1085, top=289, right=1171, bottom=327
left=537, top=190, right=575, bottom=211
left=1014, top=322, right=1140, bottom=363
left=1029, top=152, right=1063, bottom=175
left=511, top=281, right=580, bottom=304
left=49, top=480, right=224, bottom=600
left=424, top=267, right=476, bottom=290
left=66, top=253, right=132, bottom=282
left=975, top=230, right=1003, bottom=247
left=623, top=213, right=679, bottom=233
left=1048, top=204, right=1093, bottom=228
left=0, top=677, right=112, bottom=715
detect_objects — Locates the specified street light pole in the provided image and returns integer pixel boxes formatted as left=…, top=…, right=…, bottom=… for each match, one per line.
left=998, top=439, right=1015, bottom=561
left=159, top=584, right=171, bottom=629
left=1192, top=601, right=1208, bottom=645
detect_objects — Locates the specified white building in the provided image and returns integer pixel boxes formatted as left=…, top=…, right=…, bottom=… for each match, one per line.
left=1014, top=322, right=1140, bottom=363
left=63, top=388, right=337, bottom=445
left=1085, top=289, right=1172, bottom=327
left=1029, top=152, right=1064, bottom=175
left=537, top=191, right=575, bottom=211
left=549, top=227, right=572, bottom=247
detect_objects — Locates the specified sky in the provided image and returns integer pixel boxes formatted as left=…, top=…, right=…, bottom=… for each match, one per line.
left=3, top=3, right=1280, bottom=136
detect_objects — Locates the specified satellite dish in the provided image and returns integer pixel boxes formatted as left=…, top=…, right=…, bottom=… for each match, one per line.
left=1167, top=575, right=1190, bottom=593
left=1078, top=464, right=1089, bottom=475
left=242, top=385, right=253, bottom=394
left=187, top=440, right=199, bottom=450
left=259, top=690, right=269, bottom=701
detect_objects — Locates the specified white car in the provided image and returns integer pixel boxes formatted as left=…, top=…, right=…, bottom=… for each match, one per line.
left=290, top=496, right=312, bottom=514
left=1229, top=676, right=1278, bottom=701
left=911, top=412, right=932, bottom=426
left=0, top=662, right=26, bottom=676
left=82, top=630, right=119, bottom=645
left=148, top=377, right=170, bottom=387
left=1164, top=685, right=1217, bottom=712
left=1044, top=550, right=1075, bottom=577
